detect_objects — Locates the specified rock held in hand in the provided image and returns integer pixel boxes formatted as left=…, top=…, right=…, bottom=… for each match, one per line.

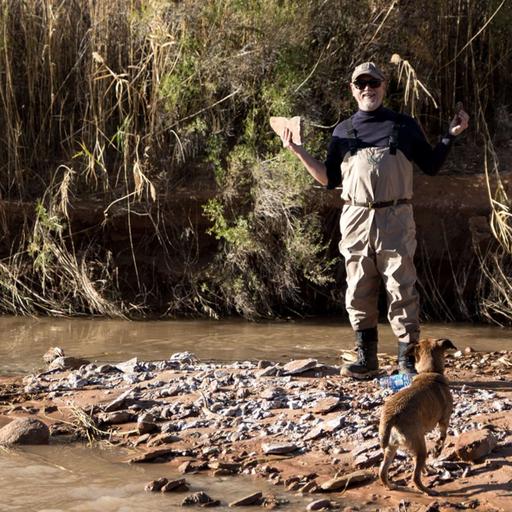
left=269, top=116, right=302, bottom=145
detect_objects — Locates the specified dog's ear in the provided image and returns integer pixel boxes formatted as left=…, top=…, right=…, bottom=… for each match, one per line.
left=436, top=338, right=457, bottom=351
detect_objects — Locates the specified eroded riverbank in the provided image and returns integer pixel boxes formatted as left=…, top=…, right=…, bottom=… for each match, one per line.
left=1, top=346, right=512, bottom=511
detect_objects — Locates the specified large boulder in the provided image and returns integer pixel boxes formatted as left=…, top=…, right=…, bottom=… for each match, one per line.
left=0, top=418, right=50, bottom=445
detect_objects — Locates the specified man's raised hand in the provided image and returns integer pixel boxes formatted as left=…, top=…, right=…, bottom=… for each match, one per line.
left=281, top=127, right=293, bottom=149
left=449, top=103, right=469, bottom=136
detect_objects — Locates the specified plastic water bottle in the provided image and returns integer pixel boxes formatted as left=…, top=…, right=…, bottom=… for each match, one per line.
left=379, top=373, right=413, bottom=392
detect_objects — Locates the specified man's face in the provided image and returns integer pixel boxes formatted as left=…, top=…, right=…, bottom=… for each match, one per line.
left=350, top=74, right=386, bottom=112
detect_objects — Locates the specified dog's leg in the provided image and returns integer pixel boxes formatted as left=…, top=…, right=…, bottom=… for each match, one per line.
left=412, top=436, right=438, bottom=496
left=433, top=418, right=449, bottom=458
left=379, top=444, right=398, bottom=490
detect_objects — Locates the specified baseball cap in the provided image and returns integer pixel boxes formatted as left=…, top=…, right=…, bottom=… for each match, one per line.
left=351, top=62, right=385, bottom=82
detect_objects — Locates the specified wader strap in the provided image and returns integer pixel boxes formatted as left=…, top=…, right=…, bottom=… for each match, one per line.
left=389, top=117, right=401, bottom=155
left=346, top=118, right=358, bottom=156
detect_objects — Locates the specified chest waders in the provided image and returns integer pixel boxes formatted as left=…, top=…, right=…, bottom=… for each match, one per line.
left=340, top=118, right=419, bottom=379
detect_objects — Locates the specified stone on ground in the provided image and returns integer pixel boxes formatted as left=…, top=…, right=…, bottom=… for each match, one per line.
left=228, top=491, right=263, bottom=506
left=0, top=418, right=49, bottom=445
left=455, top=429, right=498, bottom=462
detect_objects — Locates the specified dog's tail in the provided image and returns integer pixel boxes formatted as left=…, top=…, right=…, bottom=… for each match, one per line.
left=379, top=418, right=394, bottom=449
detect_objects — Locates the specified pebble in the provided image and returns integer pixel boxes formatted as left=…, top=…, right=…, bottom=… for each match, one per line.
left=98, top=410, right=134, bottom=425
left=261, top=442, right=299, bottom=455
left=307, top=499, right=332, bottom=511
left=144, top=477, right=168, bottom=492
left=137, top=412, right=158, bottom=434
left=182, top=491, right=219, bottom=507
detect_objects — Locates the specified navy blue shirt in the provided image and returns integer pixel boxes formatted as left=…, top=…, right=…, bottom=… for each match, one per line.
left=325, top=107, right=452, bottom=189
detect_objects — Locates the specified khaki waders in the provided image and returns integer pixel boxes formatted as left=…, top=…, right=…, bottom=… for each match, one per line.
left=339, top=142, right=420, bottom=377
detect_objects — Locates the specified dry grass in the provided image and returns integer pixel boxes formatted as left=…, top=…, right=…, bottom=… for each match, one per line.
left=0, top=0, right=510, bottom=320
left=67, top=403, right=113, bottom=445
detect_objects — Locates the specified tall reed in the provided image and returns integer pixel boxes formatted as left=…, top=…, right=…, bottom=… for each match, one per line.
left=0, top=0, right=510, bottom=319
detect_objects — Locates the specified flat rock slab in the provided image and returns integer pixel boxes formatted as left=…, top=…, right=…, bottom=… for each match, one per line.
left=350, top=439, right=383, bottom=469
left=455, top=429, right=498, bottom=462
left=304, top=424, right=326, bottom=441
left=298, top=480, right=318, bottom=493
left=283, top=359, right=318, bottom=375
left=320, top=470, right=374, bottom=492
left=350, top=438, right=381, bottom=458
left=311, top=397, right=341, bottom=414
left=208, top=461, right=241, bottom=472
left=255, top=366, right=279, bottom=378
left=228, top=491, right=263, bottom=506
left=129, top=447, right=177, bottom=463
left=178, top=460, right=208, bottom=473
left=115, top=357, right=139, bottom=373
left=161, top=478, right=188, bottom=492
left=305, top=415, right=345, bottom=441
left=102, top=388, right=138, bottom=412
left=147, top=433, right=181, bottom=447
left=321, top=415, right=345, bottom=433
left=48, top=356, right=90, bottom=371
left=262, top=442, right=299, bottom=455
left=298, top=366, right=340, bottom=378
left=353, top=449, right=383, bottom=469
left=0, top=418, right=49, bottom=445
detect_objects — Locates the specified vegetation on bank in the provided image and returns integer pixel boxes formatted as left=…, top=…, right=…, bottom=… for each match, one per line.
left=0, top=0, right=511, bottom=322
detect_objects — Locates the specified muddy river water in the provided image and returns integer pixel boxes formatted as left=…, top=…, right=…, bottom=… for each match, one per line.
left=1, top=317, right=511, bottom=511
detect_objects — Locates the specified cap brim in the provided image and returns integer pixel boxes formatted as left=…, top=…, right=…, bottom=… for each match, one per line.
left=352, top=70, right=384, bottom=82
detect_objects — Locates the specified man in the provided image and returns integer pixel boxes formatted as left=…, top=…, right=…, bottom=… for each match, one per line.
left=281, top=61, right=469, bottom=379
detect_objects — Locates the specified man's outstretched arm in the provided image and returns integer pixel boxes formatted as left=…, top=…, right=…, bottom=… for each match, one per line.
left=413, top=108, right=470, bottom=175
left=281, top=127, right=328, bottom=186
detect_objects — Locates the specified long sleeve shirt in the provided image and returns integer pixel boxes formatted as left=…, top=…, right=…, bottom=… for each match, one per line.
left=325, top=106, right=453, bottom=189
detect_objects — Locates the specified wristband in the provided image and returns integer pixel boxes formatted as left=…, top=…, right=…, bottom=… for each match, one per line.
left=441, top=132, right=456, bottom=146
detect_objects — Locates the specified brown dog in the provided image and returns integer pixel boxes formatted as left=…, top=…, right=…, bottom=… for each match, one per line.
left=379, top=338, right=457, bottom=495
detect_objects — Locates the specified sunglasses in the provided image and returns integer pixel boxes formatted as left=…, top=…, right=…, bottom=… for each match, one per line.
left=353, top=79, right=382, bottom=90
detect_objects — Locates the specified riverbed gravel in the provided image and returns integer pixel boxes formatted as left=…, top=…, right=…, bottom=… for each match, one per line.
left=1, top=346, right=511, bottom=511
